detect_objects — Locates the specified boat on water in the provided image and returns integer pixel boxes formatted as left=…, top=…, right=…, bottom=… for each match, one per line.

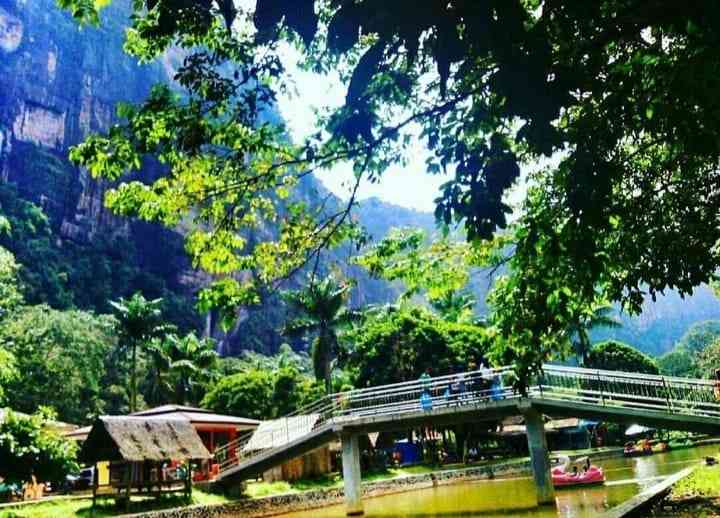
left=668, top=439, right=694, bottom=450
left=652, top=441, right=670, bottom=453
left=551, top=455, right=605, bottom=488
left=551, top=465, right=605, bottom=488
left=624, top=439, right=653, bottom=457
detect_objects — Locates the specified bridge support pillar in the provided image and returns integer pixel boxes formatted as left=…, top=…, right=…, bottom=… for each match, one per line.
left=341, top=433, right=364, bottom=516
left=524, top=408, right=555, bottom=506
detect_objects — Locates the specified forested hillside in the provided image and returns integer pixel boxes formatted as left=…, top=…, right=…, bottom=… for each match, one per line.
left=592, top=285, right=720, bottom=357
left=0, top=0, right=441, bottom=356
left=1, top=0, right=718, bottom=359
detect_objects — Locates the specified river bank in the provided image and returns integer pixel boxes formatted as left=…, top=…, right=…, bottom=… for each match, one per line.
left=0, top=448, right=620, bottom=518
left=651, top=463, right=720, bottom=516
left=0, top=444, right=705, bottom=518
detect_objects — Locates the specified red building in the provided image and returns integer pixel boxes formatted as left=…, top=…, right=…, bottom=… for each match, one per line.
left=130, top=405, right=260, bottom=455
left=66, top=405, right=260, bottom=482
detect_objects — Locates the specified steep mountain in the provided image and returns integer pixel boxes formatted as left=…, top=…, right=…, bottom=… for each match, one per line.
left=0, top=0, right=205, bottom=329
left=2, top=0, right=716, bottom=359
left=353, top=197, right=437, bottom=240
left=591, top=285, right=720, bottom=357
left=0, top=0, right=428, bottom=355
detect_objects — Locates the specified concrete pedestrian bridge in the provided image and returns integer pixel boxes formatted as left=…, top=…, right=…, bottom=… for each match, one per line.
left=212, top=365, right=720, bottom=515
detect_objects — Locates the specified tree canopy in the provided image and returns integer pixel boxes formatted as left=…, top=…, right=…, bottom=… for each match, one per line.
left=0, top=305, right=117, bottom=424
left=0, top=409, right=78, bottom=485
left=342, top=306, right=490, bottom=387
left=585, top=340, right=659, bottom=375
left=110, top=292, right=167, bottom=412
left=142, top=332, right=219, bottom=406
left=201, top=366, right=322, bottom=420
left=60, top=0, right=720, bottom=381
left=283, top=274, right=357, bottom=392
left=658, top=348, right=697, bottom=378
left=675, top=321, right=720, bottom=354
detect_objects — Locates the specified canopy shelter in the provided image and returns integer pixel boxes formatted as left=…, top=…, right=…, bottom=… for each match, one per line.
left=80, top=416, right=211, bottom=510
left=625, top=424, right=654, bottom=436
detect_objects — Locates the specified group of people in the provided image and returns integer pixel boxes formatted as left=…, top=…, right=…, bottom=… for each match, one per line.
left=418, top=363, right=504, bottom=411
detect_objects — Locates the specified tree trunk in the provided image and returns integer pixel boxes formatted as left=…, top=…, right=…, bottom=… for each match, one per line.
left=131, top=342, right=137, bottom=413
left=580, top=333, right=591, bottom=367
left=324, top=356, right=332, bottom=394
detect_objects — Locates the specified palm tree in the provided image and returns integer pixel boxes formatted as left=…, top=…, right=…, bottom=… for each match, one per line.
left=143, top=338, right=173, bottom=407
left=567, top=304, right=622, bottom=366
left=283, top=274, right=357, bottom=393
left=164, top=333, right=219, bottom=405
left=110, top=292, right=165, bottom=412
left=430, top=291, right=476, bottom=323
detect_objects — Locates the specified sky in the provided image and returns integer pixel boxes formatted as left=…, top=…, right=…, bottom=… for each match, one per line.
left=275, top=47, right=453, bottom=214
left=276, top=46, right=531, bottom=216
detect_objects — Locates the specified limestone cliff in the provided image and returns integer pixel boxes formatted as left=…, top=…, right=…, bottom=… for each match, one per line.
left=0, top=0, right=416, bottom=355
left=0, top=0, right=204, bottom=335
left=0, top=0, right=167, bottom=242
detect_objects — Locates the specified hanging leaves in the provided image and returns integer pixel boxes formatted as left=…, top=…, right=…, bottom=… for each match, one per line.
left=254, top=0, right=318, bottom=45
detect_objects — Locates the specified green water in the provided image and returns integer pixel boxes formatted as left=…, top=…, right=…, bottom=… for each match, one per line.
left=280, top=444, right=717, bottom=518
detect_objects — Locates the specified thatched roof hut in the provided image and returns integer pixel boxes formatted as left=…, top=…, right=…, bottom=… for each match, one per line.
left=80, top=417, right=211, bottom=464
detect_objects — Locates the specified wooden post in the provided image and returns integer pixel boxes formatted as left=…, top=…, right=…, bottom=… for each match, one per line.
left=186, top=461, right=192, bottom=502
left=125, top=462, right=132, bottom=513
left=92, top=462, right=98, bottom=513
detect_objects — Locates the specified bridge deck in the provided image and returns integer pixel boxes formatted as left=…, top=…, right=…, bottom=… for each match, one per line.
left=214, top=365, right=720, bottom=484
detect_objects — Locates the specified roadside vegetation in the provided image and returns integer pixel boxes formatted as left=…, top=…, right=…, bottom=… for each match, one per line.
left=0, top=490, right=228, bottom=518
left=2, top=0, right=720, bottom=516
left=659, top=465, right=720, bottom=517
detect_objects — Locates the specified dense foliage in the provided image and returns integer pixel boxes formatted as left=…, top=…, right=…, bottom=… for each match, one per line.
left=56, top=0, right=720, bottom=384
left=0, top=306, right=117, bottom=424
left=674, top=321, right=720, bottom=354
left=283, top=274, right=357, bottom=392
left=0, top=410, right=78, bottom=485
left=0, top=244, right=21, bottom=405
left=342, top=307, right=490, bottom=387
left=111, top=293, right=168, bottom=412
left=0, top=184, right=200, bottom=330
left=566, top=305, right=621, bottom=366
left=356, top=228, right=505, bottom=323
left=201, top=366, right=323, bottom=420
left=655, top=320, right=720, bottom=378
left=657, top=348, right=697, bottom=378
left=696, top=340, right=720, bottom=379
left=586, top=340, right=659, bottom=375
left=143, top=332, right=219, bottom=406
left=0, top=349, right=15, bottom=406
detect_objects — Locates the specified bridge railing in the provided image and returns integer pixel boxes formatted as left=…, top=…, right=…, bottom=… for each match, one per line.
left=213, top=366, right=516, bottom=477
left=213, top=364, right=720, bottom=479
left=332, top=366, right=517, bottom=421
left=536, top=365, right=720, bottom=418
left=213, top=394, right=339, bottom=474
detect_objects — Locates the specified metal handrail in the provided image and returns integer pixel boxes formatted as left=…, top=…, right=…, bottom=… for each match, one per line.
left=213, top=364, right=720, bottom=479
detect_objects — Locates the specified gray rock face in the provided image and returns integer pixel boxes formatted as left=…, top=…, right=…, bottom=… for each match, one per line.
left=0, top=4, right=22, bottom=54
left=0, top=0, right=416, bottom=355
left=0, top=0, right=166, bottom=242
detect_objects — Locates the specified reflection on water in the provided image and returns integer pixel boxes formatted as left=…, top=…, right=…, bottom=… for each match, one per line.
left=277, top=444, right=718, bottom=518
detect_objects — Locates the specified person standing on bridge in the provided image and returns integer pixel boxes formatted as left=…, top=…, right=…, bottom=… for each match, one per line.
left=490, top=368, right=503, bottom=401
left=419, top=368, right=433, bottom=411
left=478, top=362, right=492, bottom=397
left=714, top=369, right=720, bottom=401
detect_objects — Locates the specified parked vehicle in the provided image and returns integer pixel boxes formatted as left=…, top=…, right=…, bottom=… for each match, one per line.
left=63, top=467, right=94, bottom=492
